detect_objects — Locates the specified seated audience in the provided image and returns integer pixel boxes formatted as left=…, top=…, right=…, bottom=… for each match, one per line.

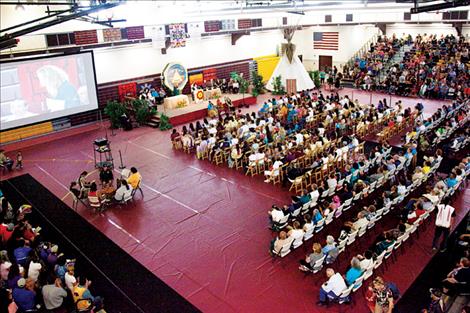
left=344, top=257, right=363, bottom=286
left=317, top=268, right=347, bottom=306
left=127, top=167, right=142, bottom=189
left=114, top=179, right=133, bottom=202
left=299, top=243, right=324, bottom=272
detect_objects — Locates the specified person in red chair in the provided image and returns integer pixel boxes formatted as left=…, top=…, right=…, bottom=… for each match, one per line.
left=87, top=183, right=109, bottom=212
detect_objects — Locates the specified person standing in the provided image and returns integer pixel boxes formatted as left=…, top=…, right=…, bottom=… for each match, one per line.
left=432, top=199, right=456, bottom=252
left=422, top=288, right=444, bottom=313
left=15, top=152, right=23, bottom=169
left=42, top=276, right=67, bottom=313
left=371, top=277, right=394, bottom=313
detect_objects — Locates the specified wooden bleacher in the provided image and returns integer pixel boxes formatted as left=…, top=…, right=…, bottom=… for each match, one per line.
left=0, top=122, right=54, bottom=144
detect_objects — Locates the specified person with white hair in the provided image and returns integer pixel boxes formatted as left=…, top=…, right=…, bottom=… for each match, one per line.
left=345, top=257, right=364, bottom=286
left=317, top=268, right=347, bottom=306
left=322, top=235, right=339, bottom=264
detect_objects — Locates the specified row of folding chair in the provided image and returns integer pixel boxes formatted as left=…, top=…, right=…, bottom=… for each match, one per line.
left=273, top=159, right=411, bottom=238
left=333, top=161, right=470, bottom=302
left=300, top=162, right=441, bottom=275
left=272, top=164, right=437, bottom=261
left=330, top=196, right=440, bottom=304
left=406, top=100, right=468, bottom=145
left=273, top=150, right=409, bottom=238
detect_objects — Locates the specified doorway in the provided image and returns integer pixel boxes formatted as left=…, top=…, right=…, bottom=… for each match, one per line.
left=318, top=55, right=332, bottom=71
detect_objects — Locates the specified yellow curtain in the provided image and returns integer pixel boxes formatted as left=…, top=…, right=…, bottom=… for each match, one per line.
left=253, top=55, right=280, bottom=83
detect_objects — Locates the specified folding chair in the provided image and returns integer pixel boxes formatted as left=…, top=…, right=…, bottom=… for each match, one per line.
left=291, top=235, right=304, bottom=249
left=87, top=195, right=109, bottom=213
left=314, top=218, right=326, bottom=233
left=272, top=238, right=294, bottom=258
left=325, top=211, right=335, bottom=225
left=303, top=225, right=315, bottom=241
left=271, top=214, right=290, bottom=231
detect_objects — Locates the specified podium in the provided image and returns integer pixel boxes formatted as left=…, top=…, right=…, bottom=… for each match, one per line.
left=163, top=95, right=190, bottom=110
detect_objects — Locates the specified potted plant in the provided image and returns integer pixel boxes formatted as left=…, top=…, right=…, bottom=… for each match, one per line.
left=309, top=70, right=321, bottom=89
left=132, top=99, right=152, bottom=125
left=251, top=70, right=265, bottom=97
left=104, top=100, right=127, bottom=129
left=159, top=113, right=173, bottom=131
left=272, top=75, right=285, bottom=95
left=238, top=76, right=249, bottom=107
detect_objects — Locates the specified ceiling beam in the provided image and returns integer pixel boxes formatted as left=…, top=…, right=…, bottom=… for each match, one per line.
left=0, top=1, right=76, bottom=5
left=1, top=9, right=70, bottom=33
left=0, top=2, right=120, bottom=47
left=410, top=0, right=470, bottom=13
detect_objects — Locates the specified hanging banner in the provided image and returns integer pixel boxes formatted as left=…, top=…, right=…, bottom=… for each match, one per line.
left=169, top=23, right=188, bottom=48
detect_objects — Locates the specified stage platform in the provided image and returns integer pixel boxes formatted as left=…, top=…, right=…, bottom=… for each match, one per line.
left=164, top=93, right=257, bottom=126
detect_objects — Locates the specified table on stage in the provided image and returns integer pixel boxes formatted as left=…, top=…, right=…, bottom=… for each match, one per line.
left=193, top=88, right=222, bottom=102
left=163, top=95, right=190, bottom=110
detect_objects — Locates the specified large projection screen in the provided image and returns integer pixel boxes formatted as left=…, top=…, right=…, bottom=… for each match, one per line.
left=0, top=52, right=99, bottom=131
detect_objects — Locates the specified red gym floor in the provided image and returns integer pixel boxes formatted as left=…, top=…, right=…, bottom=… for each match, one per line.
left=1, top=88, right=468, bottom=313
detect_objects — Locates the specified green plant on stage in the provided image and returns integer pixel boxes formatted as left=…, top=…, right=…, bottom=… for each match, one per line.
left=104, top=100, right=127, bottom=129
left=132, top=99, right=152, bottom=125
left=272, top=75, right=285, bottom=95
left=159, top=113, right=173, bottom=131
left=238, top=76, right=249, bottom=95
left=309, top=70, right=321, bottom=89
left=251, top=70, right=265, bottom=97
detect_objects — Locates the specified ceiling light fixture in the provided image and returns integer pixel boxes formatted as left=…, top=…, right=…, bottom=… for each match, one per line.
left=15, top=0, right=25, bottom=10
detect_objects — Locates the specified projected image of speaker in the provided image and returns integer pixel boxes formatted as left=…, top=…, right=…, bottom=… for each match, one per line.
left=0, top=52, right=99, bottom=131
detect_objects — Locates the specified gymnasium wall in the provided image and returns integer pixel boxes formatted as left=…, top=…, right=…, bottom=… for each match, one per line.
left=2, top=4, right=468, bottom=84
left=386, top=24, right=459, bottom=38
left=90, top=24, right=379, bottom=83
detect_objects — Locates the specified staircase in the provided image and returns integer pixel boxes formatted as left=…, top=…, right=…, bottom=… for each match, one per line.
left=377, top=43, right=413, bottom=82
left=146, top=113, right=160, bottom=128
left=345, top=32, right=381, bottom=69
left=341, top=32, right=381, bottom=88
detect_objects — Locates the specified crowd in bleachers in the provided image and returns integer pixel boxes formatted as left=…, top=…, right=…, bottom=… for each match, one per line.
left=343, top=34, right=406, bottom=89
left=343, top=34, right=470, bottom=99
left=380, top=34, right=469, bottom=98
left=0, top=191, right=107, bottom=312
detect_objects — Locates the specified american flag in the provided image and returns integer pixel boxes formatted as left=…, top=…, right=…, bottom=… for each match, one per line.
left=313, top=32, right=339, bottom=50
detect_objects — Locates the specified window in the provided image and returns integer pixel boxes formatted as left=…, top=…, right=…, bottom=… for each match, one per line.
left=221, top=19, right=236, bottom=31
left=325, top=15, right=332, bottom=23
left=443, top=10, right=468, bottom=20
left=204, top=20, right=221, bottom=32
left=251, top=18, right=262, bottom=27
left=346, top=14, right=353, bottom=22
left=238, top=19, right=252, bottom=29
left=282, top=17, right=288, bottom=25
left=45, top=33, right=75, bottom=47
left=404, top=12, right=411, bottom=21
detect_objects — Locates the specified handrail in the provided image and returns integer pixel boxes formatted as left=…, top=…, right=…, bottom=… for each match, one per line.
left=345, top=30, right=381, bottom=69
